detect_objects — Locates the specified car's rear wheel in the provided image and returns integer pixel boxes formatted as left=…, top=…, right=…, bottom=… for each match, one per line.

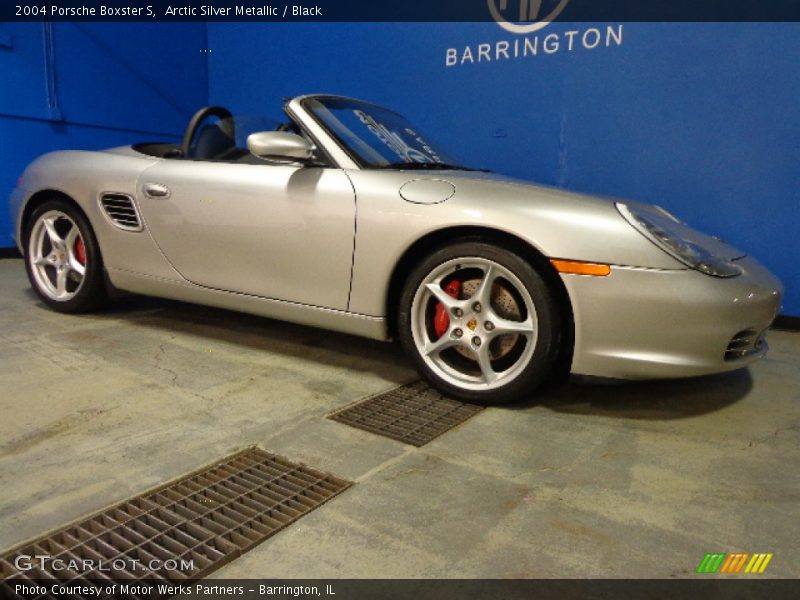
left=398, top=241, right=562, bottom=405
left=24, top=200, right=107, bottom=313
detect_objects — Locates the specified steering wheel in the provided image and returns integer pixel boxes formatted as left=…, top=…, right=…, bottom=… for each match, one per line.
left=180, top=106, right=234, bottom=158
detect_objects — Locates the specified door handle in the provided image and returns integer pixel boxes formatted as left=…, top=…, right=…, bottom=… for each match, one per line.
left=143, top=183, right=170, bottom=199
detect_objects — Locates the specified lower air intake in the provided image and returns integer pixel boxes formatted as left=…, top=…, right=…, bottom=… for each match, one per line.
left=725, top=328, right=765, bottom=361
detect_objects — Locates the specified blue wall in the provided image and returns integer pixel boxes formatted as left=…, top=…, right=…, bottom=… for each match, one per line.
left=0, top=22, right=208, bottom=246
left=207, top=22, right=800, bottom=315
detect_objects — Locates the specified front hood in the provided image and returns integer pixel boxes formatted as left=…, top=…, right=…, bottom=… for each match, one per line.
left=416, top=170, right=745, bottom=262
left=346, top=167, right=685, bottom=269
left=395, top=168, right=620, bottom=211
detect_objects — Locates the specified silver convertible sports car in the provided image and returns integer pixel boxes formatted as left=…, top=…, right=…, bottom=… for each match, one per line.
left=11, top=95, right=783, bottom=404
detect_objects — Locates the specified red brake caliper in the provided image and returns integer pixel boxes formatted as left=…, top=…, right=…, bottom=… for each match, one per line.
left=434, top=280, right=462, bottom=339
left=74, top=238, right=86, bottom=266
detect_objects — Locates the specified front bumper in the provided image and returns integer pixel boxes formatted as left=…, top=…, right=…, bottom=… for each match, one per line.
left=564, top=256, right=783, bottom=379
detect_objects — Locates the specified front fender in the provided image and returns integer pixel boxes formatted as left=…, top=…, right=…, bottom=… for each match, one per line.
left=346, top=169, right=684, bottom=317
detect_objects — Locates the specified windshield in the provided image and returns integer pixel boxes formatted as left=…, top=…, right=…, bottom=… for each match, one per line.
left=302, top=97, right=468, bottom=169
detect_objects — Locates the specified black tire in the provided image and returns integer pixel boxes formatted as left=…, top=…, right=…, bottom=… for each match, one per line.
left=397, top=241, right=562, bottom=405
left=23, top=199, right=108, bottom=313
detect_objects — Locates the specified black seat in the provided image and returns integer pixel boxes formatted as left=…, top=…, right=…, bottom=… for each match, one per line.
left=190, top=122, right=235, bottom=160
left=181, top=106, right=235, bottom=159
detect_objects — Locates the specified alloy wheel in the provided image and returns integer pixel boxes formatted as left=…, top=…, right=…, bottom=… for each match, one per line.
left=28, top=210, right=88, bottom=302
left=410, top=257, right=538, bottom=391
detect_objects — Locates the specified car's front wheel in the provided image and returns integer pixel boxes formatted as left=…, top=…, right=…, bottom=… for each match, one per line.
left=398, top=241, right=562, bottom=405
left=24, top=200, right=107, bottom=313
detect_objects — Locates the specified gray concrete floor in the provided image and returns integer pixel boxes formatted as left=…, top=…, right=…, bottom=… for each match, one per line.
left=1, top=257, right=798, bottom=578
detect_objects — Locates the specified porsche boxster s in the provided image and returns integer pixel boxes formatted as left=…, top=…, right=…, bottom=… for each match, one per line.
left=10, top=95, right=783, bottom=404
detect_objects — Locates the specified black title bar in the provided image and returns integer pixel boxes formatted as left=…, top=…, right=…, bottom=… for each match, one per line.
left=4, top=0, right=800, bottom=22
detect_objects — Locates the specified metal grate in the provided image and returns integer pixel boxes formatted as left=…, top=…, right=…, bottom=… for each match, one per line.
left=100, top=194, right=142, bottom=231
left=0, top=448, right=350, bottom=597
left=329, top=380, right=483, bottom=447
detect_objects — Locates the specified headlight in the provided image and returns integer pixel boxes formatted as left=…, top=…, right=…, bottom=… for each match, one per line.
left=616, top=203, right=742, bottom=278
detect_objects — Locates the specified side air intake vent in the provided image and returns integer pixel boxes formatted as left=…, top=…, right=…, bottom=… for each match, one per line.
left=100, top=193, right=142, bottom=231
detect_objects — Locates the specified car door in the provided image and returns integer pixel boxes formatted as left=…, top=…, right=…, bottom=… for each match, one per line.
left=135, top=159, right=356, bottom=311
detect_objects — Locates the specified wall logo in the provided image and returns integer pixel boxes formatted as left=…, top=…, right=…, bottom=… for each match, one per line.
left=696, top=552, right=774, bottom=575
left=445, top=0, right=622, bottom=68
left=488, top=0, right=571, bottom=34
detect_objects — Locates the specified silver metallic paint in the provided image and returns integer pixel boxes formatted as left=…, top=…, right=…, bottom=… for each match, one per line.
left=344, top=169, right=686, bottom=317
left=399, top=179, right=456, bottom=205
left=11, top=95, right=784, bottom=380
left=134, top=160, right=356, bottom=310
left=564, top=256, right=781, bottom=377
left=246, top=131, right=314, bottom=161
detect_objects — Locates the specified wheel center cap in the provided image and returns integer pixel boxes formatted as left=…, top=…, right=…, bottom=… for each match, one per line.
left=466, top=318, right=478, bottom=332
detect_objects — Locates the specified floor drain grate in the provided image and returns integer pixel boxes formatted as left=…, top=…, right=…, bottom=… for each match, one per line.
left=0, top=448, right=350, bottom=596
left=329, top=380, right=484, bottom=447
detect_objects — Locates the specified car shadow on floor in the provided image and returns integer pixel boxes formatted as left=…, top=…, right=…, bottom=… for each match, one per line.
left=517, top=369, right=754, bottom=420
left=28, top=291, right=413, bottom=387
left=30, top=291, right=754, bottom=420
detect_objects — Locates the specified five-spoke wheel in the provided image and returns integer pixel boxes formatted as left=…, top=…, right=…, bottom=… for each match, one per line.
left=399, top=241, right=561, bottom=404
left=28, top=210, right=87, bottom=301
left=24, top=200, right=107, bottom=313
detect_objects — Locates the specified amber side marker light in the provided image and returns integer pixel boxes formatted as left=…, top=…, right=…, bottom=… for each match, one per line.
left=550, top=259, right=612, bottom=276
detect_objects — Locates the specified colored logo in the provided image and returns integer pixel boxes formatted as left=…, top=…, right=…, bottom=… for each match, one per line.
left=696, top=553, right=773, bottom=574
left=488, top=0, right=571, bottom=34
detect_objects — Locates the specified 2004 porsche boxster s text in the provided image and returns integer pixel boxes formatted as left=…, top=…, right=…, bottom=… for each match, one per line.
left=10, top=95, right=783, bottom=404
